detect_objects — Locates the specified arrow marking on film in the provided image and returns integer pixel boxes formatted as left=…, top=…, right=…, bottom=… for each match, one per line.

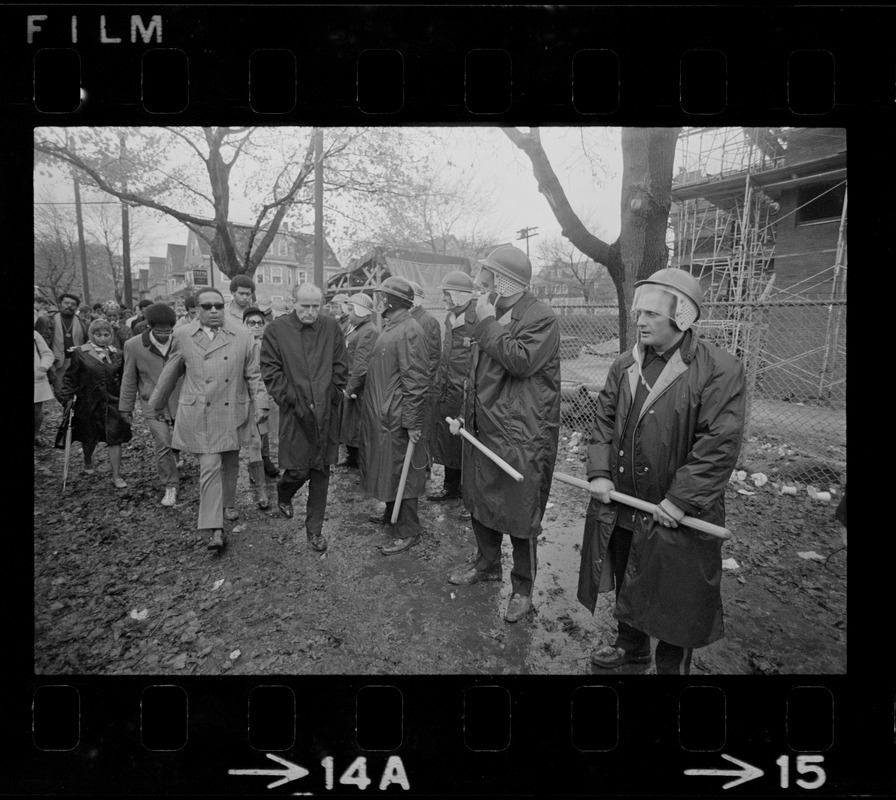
left=684, top=753, right=764, bottom=790
left=229, top=753, right=310, bottom=789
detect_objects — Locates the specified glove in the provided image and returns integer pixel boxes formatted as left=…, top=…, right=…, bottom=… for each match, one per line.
left=120, top=411, right=133, bottom=425
left=589, top=477, right=615, bottom=504
left=448, top=417, right=463, bottom=436
left=475, top=292, right=496, bottom=321
left=407, top=428, right=422, bottom=444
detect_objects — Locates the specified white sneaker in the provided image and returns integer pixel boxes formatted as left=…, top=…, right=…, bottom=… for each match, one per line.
left=161, top=486, right=178, bottom=507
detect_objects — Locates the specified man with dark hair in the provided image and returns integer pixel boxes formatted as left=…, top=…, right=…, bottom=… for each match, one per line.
left=35, top=292, right=89, bottom=394
left=131, top=299, right=158, bottom=336
left=360, top=277, right=430, bottom=555
left=149, top=287, right=266, bottom=552
left=120, top=302, right=183, bottom=507
left=260, top=283, right=347, bottom=553
left=578, top=268, right=745, bottom=675
left=338, top=293, right=378, bottom=469
left=227, top=275, right=255, bottom=328
left=175, top=295, right=199, bottom=328
left=448, top=245, right=561, bottom=625
left=125, top=299, right=153, bottom=333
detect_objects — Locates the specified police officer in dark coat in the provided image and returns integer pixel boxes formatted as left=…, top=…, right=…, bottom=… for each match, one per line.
left=408, top=281, right=442, bottom=471
left=359, top=277, right=430, bottom=555
left=579, top=268, right=745, bottom=675
left=448, top=246, right=561, bottom=624
left=427, top=271, right=477, bottom=502
left=260, top=283, right=348, bottom=553
left=338, top=293, right=378, bottom=469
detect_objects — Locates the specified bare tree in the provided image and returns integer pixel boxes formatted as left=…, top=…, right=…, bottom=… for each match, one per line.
left=34, top=127, right=425, bottom=280
left=536, top=234, right=613, bottom=303
left=82, top=202, right=149, bottom=304
left=501, top=127, right=680, bottom=350
left=34, top=198, right=80, bottom=300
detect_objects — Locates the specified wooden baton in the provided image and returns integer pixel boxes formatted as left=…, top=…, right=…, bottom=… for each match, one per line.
left=446, top=417, right=524, bottom=483
left=391, top=438, right=417, bottom=524
left=553, top=472, right=732, bottom=540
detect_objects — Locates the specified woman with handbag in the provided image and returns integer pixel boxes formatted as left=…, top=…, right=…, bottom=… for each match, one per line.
left=34, top=331, right=56, bottom=447
left=58, top=318, right=132, bottom=487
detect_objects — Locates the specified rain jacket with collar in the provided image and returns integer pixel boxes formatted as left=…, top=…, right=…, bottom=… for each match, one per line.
left=340, top=317, right=379, bottom=448
left=119, top=330, right=184, bottom=419
left=148, top=320, right=264, bottom=454
left=577, top=330, right=746, bottom=649
left=259, top=312, right=348, bottom=471
left=461, top=291, right=561, bottom=539
left=431, top=301, right=477, bottom=470
left=358, top=307, right=429, bottom=502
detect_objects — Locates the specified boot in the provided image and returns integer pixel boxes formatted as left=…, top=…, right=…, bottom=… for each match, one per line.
left=249, top=461, right=270, bottom=509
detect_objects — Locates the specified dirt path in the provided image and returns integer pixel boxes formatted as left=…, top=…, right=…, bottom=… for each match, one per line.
left=34, top=407, right=846, bottom=676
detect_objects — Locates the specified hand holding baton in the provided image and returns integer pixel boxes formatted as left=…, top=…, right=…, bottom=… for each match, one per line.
left=391, top=438, right=417, bottom=524
left=553, top=472, right=732, bottom=540
left=446, top=417, right=524, bottom=483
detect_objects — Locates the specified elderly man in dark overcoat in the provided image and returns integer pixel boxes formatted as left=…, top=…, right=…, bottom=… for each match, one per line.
left=260, top=282, right=348, bottom=553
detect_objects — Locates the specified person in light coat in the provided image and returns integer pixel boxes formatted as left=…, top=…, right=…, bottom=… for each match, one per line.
left=119, top=303, right=184, bottom=507
left=34, top=330, right=56, bottom=446
left=148, top=288, right=267, bottom=553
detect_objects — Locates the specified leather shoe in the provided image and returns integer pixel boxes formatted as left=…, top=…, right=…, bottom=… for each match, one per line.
left=263, top=456, right=279, bottom=478
left=448, top=565, right=502, bottom=585
left=380, top=535, right=421, bottom=556
left=337, top=458, right=358, bottom=468
left=427, top=488, right=462, bottom=502
left=308, top=532, right=328, bottom=552
left=368, top=512, right=388, bottom=524
left=277, top=501, right=294, bottom=519
left=207, top=529, right=225, bottom=551
left=224, top=507, right=239, bottom=521
left=590, top=643, right=652, bottom=668
left=504, top=593, right=532, bottom=623
left=457, top=510, right=472, bottom=521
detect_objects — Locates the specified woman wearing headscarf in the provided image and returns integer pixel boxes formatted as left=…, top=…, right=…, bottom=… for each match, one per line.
left=59, top=318, right=133, bottom=487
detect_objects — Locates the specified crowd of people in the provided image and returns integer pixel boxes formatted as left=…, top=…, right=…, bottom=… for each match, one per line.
left=34, top=247, right=747, bottom=675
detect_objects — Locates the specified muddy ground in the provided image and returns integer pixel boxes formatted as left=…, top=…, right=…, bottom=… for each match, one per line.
left=34, top=405, right=846, bottom=676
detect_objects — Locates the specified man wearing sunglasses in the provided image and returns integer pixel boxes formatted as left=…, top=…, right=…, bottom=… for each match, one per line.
left=149, top=287, right=267, bottom=553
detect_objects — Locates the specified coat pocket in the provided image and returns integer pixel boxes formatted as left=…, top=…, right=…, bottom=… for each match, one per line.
left=178, top=395, right=198, bottom=406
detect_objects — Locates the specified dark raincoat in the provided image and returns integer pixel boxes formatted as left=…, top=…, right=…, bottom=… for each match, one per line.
left=60, top=344, right=132, bottom=446
left=410, top=305, right=442, bottom=457
left=430, top=302, right=477, bottom=470
left=461, top=292, right=561, bottom=539
left=340, top=318, right=379, bottom=448
left=358, top=308, right=429, bottom=502
left=577, top=331, right=746, bottom=649
left=259, top=313, right=348, bottom=471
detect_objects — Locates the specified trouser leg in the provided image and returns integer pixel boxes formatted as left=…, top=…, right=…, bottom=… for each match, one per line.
left=221, top=450, right=239, bottom=508
left=509, top=535, right=537, bottom=597
left=304, top=466, right=331, bottom=536
left=278, top=468, right=307, bottom=504
left=82, top=440, right=97, bottom=464
left=34, top=402, right=45, bottom=438
left=345, top=445, right=359, bottom=465
left=383, top=497, right=420, bottom=539
left=443, top=466, right=462, bottom=494
left=197, top=452, right=224, bottom=530
left=608, top=525, right=649, bottom=652
left=655, top=641, right=693, bottom=675
left=146, top=416, right=178, bottom=487
left=471, top=517, right=502, bottom=571
left=261, top=431, right=270, bottom=459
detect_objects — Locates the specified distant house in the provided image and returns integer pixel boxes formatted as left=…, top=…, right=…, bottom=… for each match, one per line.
left=145, top=256, right=167, bottom=301
left=531, top=260, right=616, bottom=306
left=176, top=221, right=341, bottom=308
left=326, top=246, right=471, bottom=306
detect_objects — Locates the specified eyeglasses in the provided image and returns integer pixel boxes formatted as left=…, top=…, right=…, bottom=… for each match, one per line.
left=245, top=319, right=265, bottom=327
left=199, top=303, right=225, bottom=310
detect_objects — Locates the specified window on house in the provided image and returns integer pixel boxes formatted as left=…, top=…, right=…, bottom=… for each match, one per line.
left=271, top=266, right=283, bottom=284
left=796, top=181, right=846, bottom=225
left=297, top=271, right=307, bottom=284
left=287, top=269, right=292, bottom=285
left=256, top=270, right=265, bottom=284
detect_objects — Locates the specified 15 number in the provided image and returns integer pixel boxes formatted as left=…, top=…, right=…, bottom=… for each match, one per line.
left=776, top=755, right=826, bottom=789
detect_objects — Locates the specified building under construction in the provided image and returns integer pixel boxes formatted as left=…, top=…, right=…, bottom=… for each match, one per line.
left=669, top=128, right=846, bottom=425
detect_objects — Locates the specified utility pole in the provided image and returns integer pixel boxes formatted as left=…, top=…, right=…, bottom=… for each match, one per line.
left=119, top=132, right=133, bottom=308
left=72, top=172, right=91, bottom=306
left=516, top=226, right=539, bottom=258
left=313, top=127, right=324, bottom=288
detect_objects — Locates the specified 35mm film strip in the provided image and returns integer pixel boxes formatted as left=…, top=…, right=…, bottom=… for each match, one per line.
left=7, top=4, right=886, bottom=797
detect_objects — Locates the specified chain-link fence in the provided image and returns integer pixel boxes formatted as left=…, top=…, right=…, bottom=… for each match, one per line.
left=425, top=299, right=847, bottom=486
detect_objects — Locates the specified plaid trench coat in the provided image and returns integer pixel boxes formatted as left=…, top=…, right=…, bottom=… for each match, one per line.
left=148, top=320, right=265, bottom=454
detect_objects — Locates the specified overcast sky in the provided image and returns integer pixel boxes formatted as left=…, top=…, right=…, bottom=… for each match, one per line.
left=34, top=126, right=625, bottom=273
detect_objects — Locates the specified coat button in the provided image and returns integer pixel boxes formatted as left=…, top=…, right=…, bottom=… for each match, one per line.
left=224, top=356, right=228, bottom=360
left=225, top=402, right=229, bottom=406
left=644, top=467, right=649, bottom=472
left=619, top=466, right=625, bottom=473
left=206, top=378, right=212, bottom=383
left=648, top=409, right=655, bottom=414
left=206, top=402, right=211, bottom=406
left=619, top=449, right=624, bottom=456
left=225, top=378, right=229, bottom=383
